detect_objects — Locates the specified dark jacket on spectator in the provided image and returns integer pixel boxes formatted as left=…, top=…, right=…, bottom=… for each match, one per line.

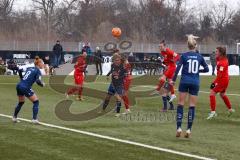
left=94, top=50, right=103, bottom=63
left=82, top=46, right=92, bottom=56
left=53, top=44, right=63, bottom=55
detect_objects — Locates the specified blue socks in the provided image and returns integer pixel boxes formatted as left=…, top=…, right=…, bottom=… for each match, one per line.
left=14, top=102, right=24, bottom=118
left=14, top=100, right=40, bottom=120
left=176, top=105, right=183, bottom=129
left=162, top=96, right=168, bottom=110
left=187, top=106, right=195, bottom=131
left=102, top=99, right=110, bottom=110
left=33, top=100, right=39, bottom=120
left=116, top=101, right=121, bottom=113
left=176, top=105, right=196, bottom=131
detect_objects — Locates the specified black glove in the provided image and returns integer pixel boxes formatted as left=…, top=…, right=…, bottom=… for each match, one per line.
left=210, top=83, right=215, bottom=89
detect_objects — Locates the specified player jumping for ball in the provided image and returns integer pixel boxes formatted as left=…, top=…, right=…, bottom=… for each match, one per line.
left=13, top=56, right=45, bottom=124
left=153, top=40, right=179, bottom=103
left=207, top=46, right=235, bottom=120
left=172, top=35, right=209, bottom=138
left=122, top=55, right=132, bottom=114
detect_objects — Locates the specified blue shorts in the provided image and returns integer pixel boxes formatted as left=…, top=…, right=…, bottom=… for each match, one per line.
left=178, top=83, right=199, bottom=96
left=16, top=84, right=35, bottom=97
left=108, top=83, right=124, bottom=96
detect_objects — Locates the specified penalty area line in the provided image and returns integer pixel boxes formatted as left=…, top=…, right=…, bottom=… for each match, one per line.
left=0, top=113, right=216, bottom=160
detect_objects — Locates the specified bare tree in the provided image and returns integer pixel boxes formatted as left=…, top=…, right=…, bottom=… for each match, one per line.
left=0, top=0, right=14, bottom=19
left=210, top=1, right=235, bottom=42
left=32, top=0, right=57, bottom=18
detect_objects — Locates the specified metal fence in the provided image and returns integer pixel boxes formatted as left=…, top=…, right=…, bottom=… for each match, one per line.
left=0, top=41, right=238, bottom=54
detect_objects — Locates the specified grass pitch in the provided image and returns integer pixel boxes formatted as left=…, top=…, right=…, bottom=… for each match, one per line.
left=0, top=76, right=239, bottom=160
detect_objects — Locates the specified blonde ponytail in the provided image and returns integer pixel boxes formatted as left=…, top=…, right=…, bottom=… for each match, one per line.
left=187, top=34, right=199, bottom=50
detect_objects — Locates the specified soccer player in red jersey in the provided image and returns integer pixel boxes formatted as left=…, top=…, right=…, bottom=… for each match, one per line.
left=154, top=40, right=179, bottom=103
left=122, top=55, right=132, bottom=114
left=66, top=51, right=87, bottom=101
left=207, top=47, right=235, bottom=119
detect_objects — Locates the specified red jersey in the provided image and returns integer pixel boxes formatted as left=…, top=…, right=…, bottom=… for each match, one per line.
left=124, top=62, right=132, bottom=91
left=214, top=57, right=229, bottom=83
left=124, top=63, right=132, bottom=77
left=74, top=56, right=86, bottom=75
left=161, top=48, right=178, bottom=67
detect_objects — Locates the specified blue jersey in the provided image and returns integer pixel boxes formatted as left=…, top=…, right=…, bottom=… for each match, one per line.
left=18, top=67, right=42, bottom=88
left=173, top=51, right=209, bottom=85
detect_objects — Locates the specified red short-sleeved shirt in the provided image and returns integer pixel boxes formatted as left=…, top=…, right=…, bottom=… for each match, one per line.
left=161, top=48, right=177, bottom=67
left=74, top=56, right=86, bottom=75
left=214, top=57, right=229, bottom=83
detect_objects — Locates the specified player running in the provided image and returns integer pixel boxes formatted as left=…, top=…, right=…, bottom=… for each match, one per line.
left=153, top=40, right=179, bottom=102
left=172, top=35, right=209, bottom=138
left=12, top=56, right=45, bottom=124
left=207, top=46, right=235, bottom=120
left=66, top=51, right=87, bottom=101
left=101, top=53, right=126, bottom=117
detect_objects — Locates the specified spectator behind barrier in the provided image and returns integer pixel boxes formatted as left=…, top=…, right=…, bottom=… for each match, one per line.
left=53, top=40, right=63, bottom=68
left=7, top=58, right=18, bottom=75
left=94, top=46, right=103, bottom=75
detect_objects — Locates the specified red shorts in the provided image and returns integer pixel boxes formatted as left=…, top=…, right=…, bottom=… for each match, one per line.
left=213, top=80, right=229, bottom=93
left=74, top=73, right=84, bottom=85
left=164, top=65, right=176, bottom=79
left=124, top=76, right=132, bottom=91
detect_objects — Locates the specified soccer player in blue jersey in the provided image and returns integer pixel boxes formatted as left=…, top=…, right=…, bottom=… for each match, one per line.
left=172, top=35, right=209, bottom=138
left=101, top=53, right=126, bottom=117
left=12, top=56, right=45, bottom=124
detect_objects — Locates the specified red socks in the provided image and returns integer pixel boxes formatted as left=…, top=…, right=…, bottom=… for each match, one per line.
left=122, top=95, right=130, bottom=109
left=221, top=95, right=231, bottom=110
left=156, top=79, right=165, bottom=91
left=68, top=87, right=83, bottom=98
left=78, top=87, right=83, bottom=98
left=169, top=84, right=175, bottom=95
left=67, top=87, right=78, bottom=95
left=210, top=95, right=232, bottom=111
left=210, top=95, right=216, bottom=111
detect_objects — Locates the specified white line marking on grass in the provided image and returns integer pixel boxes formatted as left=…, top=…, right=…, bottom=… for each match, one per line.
left=0, top=113, right=216, bottom=160
left=1, top=82, right=240, bottom=97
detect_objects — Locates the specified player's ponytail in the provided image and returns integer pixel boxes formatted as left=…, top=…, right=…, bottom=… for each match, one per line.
left=187, top=34, right=199, bottom=50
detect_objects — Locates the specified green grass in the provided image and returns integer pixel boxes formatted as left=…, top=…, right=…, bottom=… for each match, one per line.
left=0, top=75, right=240, bottom=160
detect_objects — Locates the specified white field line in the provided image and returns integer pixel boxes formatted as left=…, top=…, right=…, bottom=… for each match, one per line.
left=0, top=82, right=240, bottom=97
left=0, top=113, right=216, bottom=160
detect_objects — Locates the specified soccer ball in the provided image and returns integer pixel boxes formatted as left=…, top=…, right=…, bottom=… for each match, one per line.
left=112, top=27, right=122, bottom=38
